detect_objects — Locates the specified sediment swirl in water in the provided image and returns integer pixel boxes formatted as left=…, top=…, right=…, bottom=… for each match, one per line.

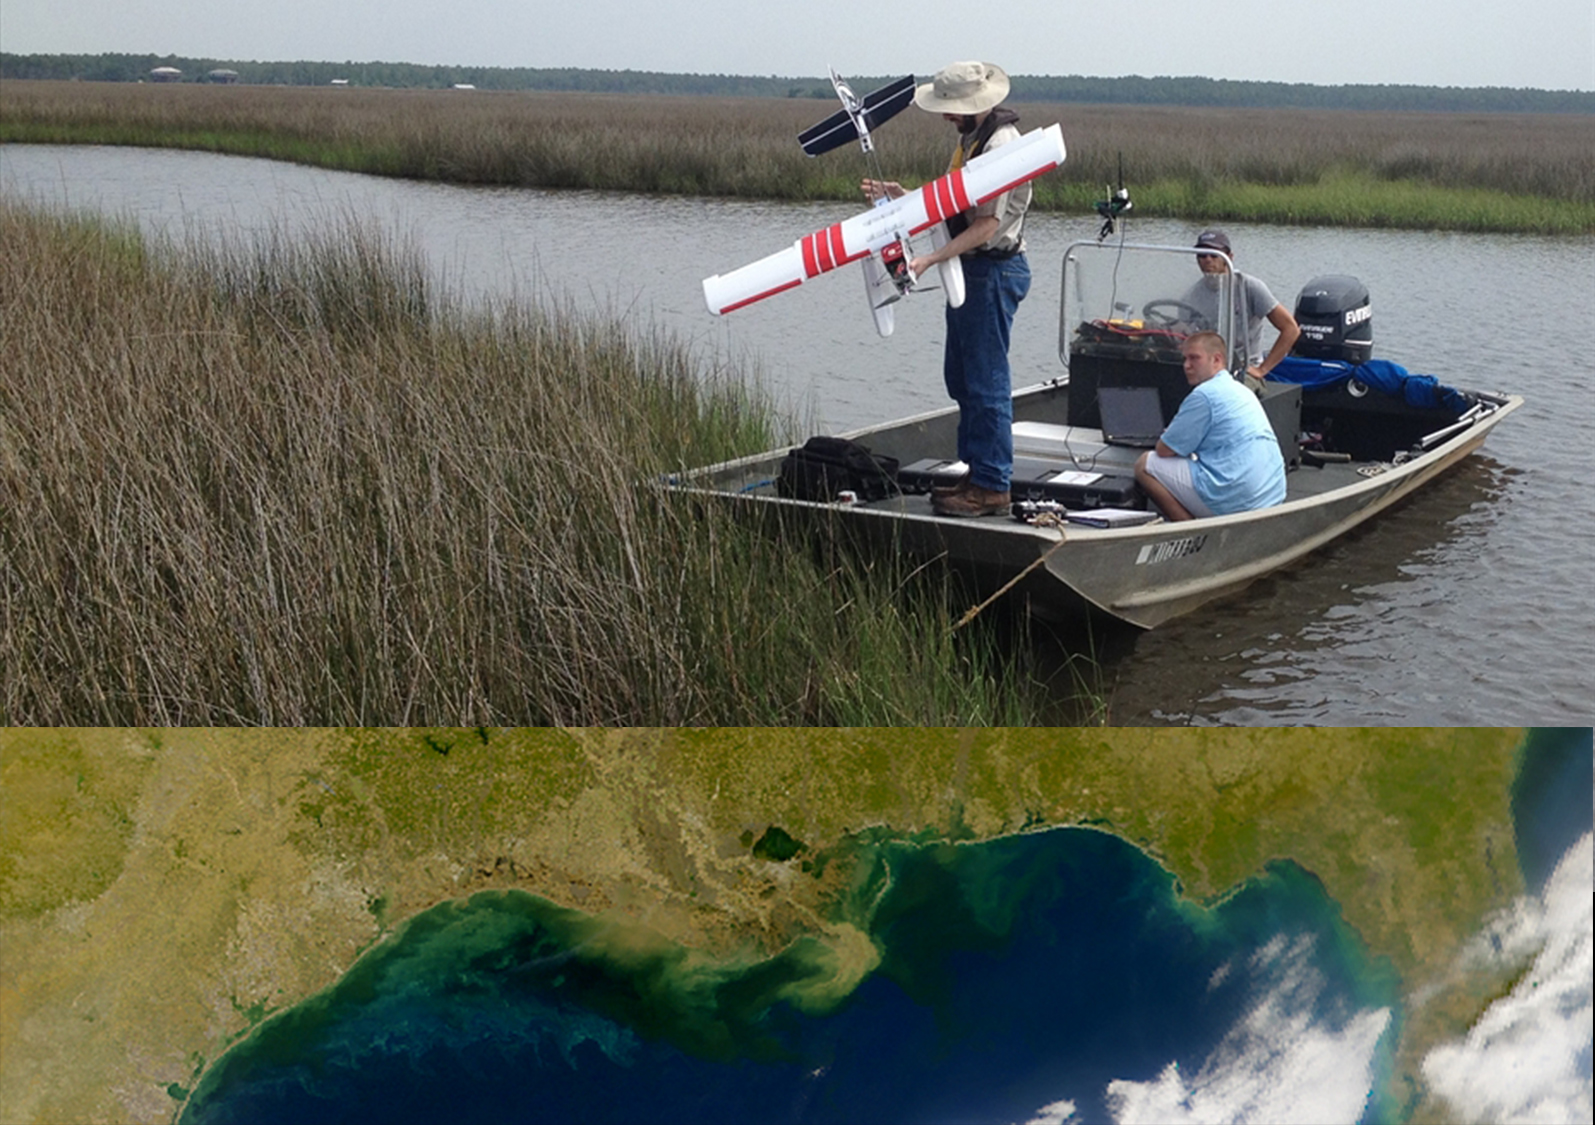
left=182, top=826, right=1399, bottom=1125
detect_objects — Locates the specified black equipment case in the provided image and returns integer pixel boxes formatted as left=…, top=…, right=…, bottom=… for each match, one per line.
left=777, top=436, right=900, bottom=502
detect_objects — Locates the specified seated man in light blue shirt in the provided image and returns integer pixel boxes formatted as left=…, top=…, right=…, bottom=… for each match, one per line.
left=1134, top=331, right=1287, bottom=521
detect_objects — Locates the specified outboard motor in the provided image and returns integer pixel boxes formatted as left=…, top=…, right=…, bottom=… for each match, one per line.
left=1292, top=275, right=1372, bottom=364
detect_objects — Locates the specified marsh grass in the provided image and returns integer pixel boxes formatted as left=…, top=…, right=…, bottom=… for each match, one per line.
left=0, top=200, right=1076, bottom=725
left=4, top=80, right=1593, bottom=230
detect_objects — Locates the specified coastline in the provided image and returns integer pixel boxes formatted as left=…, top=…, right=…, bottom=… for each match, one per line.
left=177, top=829, right=1406, bottom=1123
left=0, top=728, right=1528, bottom=1122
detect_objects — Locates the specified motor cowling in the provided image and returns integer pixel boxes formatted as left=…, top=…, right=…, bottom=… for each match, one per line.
left=1292, top=274, right=1372, bottom=364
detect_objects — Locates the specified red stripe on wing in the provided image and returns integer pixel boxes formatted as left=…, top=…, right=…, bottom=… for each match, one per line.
left=936, top=175, right=957, bottom=221
left=802, top=223, right=864, bottom=276
left=800, top=233, right=821, bottom=278
left=949, top=169, right=971, bottom=212
left=816, top=226, right=836, bottom=271
left=719, top=278, right=804, bottom=313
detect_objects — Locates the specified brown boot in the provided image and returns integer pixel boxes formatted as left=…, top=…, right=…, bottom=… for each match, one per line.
left=932, top=484, right=1011, bottom=518
left=931, top=472, right=970, bottom=498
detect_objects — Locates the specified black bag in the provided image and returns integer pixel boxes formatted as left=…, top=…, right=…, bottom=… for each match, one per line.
left=777, top=436, right=900, bottom=502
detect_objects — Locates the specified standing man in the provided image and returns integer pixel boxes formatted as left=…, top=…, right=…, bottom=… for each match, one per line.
left=1135, top=331, right=1287, bottom=521
left=863, top=61, right=1032, bottom=518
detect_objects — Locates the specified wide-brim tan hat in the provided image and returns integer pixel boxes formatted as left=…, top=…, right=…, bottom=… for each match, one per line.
left=914, top=61, right=1010, bottom=115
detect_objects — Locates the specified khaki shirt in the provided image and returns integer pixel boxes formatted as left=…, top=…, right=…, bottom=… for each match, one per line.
left=964, top=123, right=1031, bottom=254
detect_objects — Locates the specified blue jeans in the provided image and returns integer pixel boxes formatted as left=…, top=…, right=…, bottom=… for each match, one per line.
left=943, top=253, right=1030, bottom=492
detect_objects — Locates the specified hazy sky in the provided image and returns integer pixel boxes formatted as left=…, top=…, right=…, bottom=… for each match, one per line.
left=3, top=0, right=1593, bottom=91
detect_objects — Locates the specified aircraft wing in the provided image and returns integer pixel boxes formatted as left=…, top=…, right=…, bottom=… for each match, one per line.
left=798, top=74, right=917, bottom=156
left=704, top=123, right=1066, bottom=316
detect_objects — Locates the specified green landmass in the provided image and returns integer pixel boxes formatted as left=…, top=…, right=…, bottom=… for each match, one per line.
left=5, top=77, right=1592, bottom=232
left=0, top=728, right=1525, bottom=1123
left=3, top=53, right=1592, bottom=113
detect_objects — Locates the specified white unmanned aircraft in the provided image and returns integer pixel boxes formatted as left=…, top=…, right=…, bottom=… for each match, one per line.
left=702, top=68, right=1066, bottom=336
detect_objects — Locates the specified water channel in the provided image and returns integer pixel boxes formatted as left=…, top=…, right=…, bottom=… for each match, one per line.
left=3, top=143, right=1591, bottom=724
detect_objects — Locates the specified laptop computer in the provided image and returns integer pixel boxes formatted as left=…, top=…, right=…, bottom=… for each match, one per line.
left=1097, top=385, right=1166, bottom=449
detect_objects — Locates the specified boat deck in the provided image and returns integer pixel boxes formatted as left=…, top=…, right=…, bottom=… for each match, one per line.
left=851, top=430, right=1375, bottom=520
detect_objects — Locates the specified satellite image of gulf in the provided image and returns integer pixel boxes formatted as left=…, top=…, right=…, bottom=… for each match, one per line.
left=1, top=728, right=1589, bottom=1123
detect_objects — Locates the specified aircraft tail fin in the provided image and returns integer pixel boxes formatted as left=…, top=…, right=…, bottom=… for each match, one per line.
left=798, top=75, right=916, bottom=156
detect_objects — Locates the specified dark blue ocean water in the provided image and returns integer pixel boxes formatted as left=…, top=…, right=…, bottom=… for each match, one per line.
left=181, top=822, right=1400, bottom=1125
left=1510, top=727, right=1593, bottom=896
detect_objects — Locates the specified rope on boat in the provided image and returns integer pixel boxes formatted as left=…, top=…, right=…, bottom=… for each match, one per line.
left=953, top=518, right=1069, bottom=631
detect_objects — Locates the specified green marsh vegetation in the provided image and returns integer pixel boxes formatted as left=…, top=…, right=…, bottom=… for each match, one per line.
left=3, top=79, right=1593, bottom=232
left=0, top=201, right=1083, bottom=725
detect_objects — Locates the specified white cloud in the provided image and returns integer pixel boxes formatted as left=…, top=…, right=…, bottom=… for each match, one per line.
left=1422, top=831, right=1594, bottom=1125
left=1020, top=1098, right=1077, bottom=1125
left=1105, top=934, right=1391, bottom=1125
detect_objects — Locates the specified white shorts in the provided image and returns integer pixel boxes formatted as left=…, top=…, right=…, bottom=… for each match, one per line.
left=1143, top=453, right=1214, bottom=519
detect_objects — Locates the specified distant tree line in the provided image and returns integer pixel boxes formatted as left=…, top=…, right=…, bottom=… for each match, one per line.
left=4, top=52, right=1592, bottom=114
left=1011, top=73, right=1595, bottom=114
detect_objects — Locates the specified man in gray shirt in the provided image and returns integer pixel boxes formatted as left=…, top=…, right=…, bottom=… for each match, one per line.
left=1178, top=229, right=1301, bottom=379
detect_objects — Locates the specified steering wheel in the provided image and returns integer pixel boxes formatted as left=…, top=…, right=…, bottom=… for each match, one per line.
left=1141, top=299, right=1207, bottom=329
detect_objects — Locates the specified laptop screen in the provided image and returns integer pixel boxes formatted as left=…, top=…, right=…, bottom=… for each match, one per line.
left=1098, top=385, right=1165, bottom=442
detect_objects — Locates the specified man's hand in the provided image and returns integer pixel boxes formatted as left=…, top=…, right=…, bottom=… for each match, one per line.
left=861, top=179, right=905, bottom=203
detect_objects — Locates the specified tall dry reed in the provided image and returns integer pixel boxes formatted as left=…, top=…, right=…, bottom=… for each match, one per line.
left=0, top=200, right=1064, bottom=725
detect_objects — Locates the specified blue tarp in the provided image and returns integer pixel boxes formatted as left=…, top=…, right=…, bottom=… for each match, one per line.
left=1271, top=355, right=1471, bottom=413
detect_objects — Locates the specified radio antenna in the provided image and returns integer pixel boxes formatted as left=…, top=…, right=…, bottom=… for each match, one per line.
left=1094, top=153, right=1133, bottom=241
